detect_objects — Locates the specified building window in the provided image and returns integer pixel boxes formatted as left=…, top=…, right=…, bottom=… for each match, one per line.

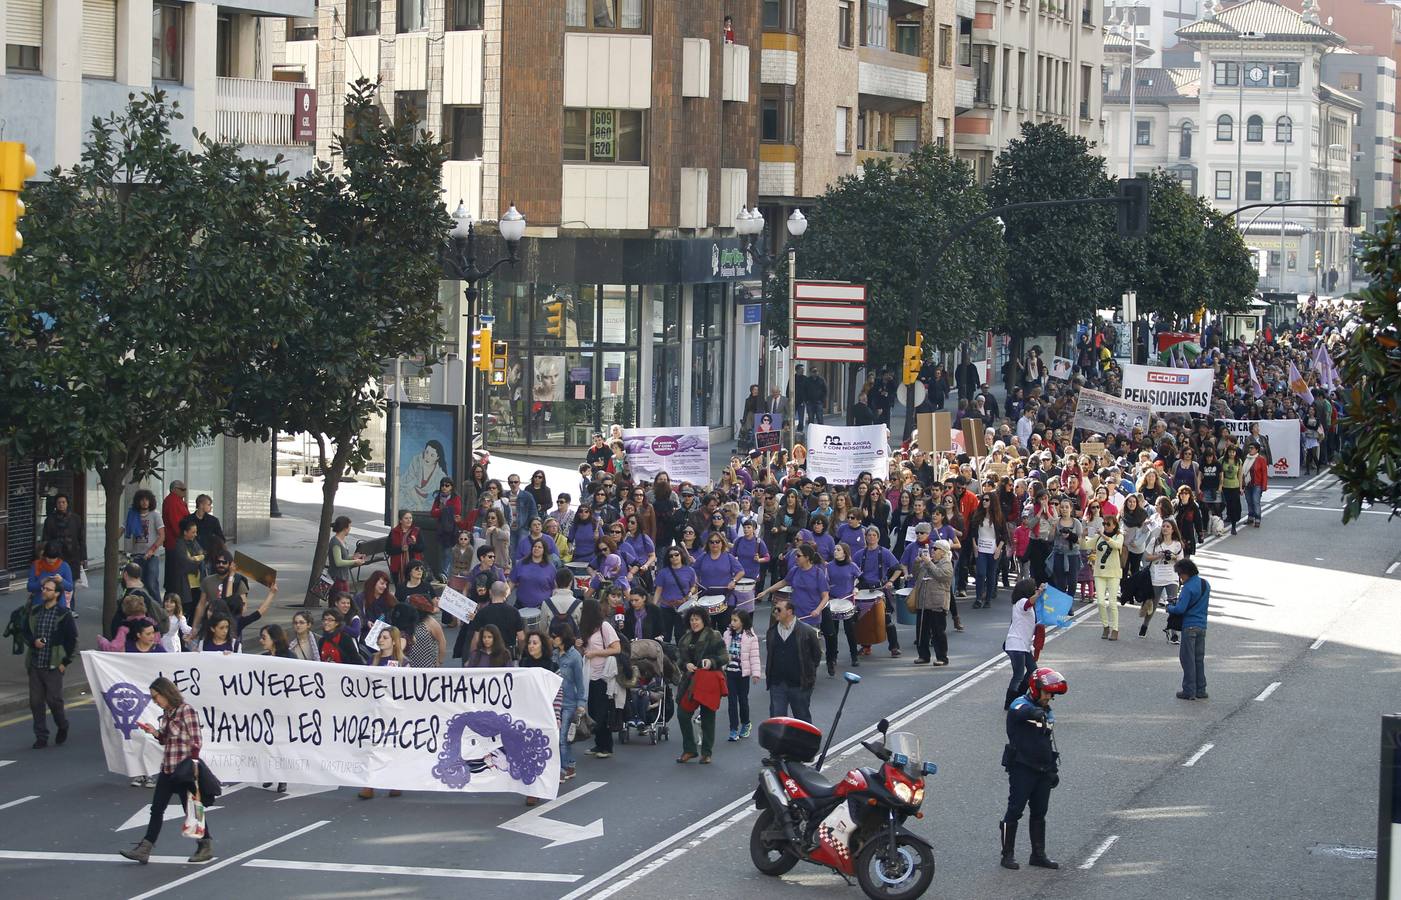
left=1246, top=115, right=1263, bottom=142
left=7, top=0, right=44, bottom=73
left=1276, top=115, right=1292, bottom=143
left=958, top=18, right=972, bottom=67
left=1215, top=170, right=1231, bottom=200
left=838, top=1, right=854, bottom=47
left=398, top=0, right=426, bottom=32
left=1135, top=120, right=1152, bottom=146
left=835, top=106, right=850, bottom=154
left=1215, top=114, right=1232, bottom=142
left=563, top=108, right=646, bottom=163
left=395, top=91, right=427, bottom=139
left=83, top=0, right=118, bottom=79
left=760, top=85, right=795, bottom=143
left=1244, top=170, right=1261, bottom=201
left=1274, top=171, right=1291, bottom=201
left=347, top=0, right=379, bottom=36
left=286, top=16, right=317, bottom=41
left=152, top=2, right=183, bottom=82
left=1212, top=61, right=1238, bottom=86
left=1017, top=50, right=1026, bottom=108
left=863, top=0, right=890, bottom=48
left=447, top=107, right=483, bottom=160
left=763, top=0, right=797, bottom=31
left=447, top=0, right=483, bottom=30
left=938, top=24, right=953, bottom=67
left=973, top=44, right=992, bottom=104
left=1179, top=122, right=1192, bottom=158
left=566, top=0, right=645, bottom=29
left=1271, top=63, right=1299, bottom=87
left=894, top=21, right=921, bottom=55
left=893, top=115, right=917, bottom=153
left=691, top=284, right=728, bottom=427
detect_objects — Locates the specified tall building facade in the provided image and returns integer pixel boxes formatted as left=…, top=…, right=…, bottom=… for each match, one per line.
left=1104, top=0, right=1203, bottom=66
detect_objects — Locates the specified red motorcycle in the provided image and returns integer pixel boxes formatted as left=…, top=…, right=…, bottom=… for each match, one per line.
left=750, top=672, right=937, bottom=899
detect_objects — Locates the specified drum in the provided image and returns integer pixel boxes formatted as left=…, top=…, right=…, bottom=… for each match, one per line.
left=894, top=588, right=917, bottom=627
left=855, top=598, right=888, bottom=646
left=733, top=578, right=757, bottom=613
left=828, top=597, right=857, bottom=621
left=519, top=607, right=543, bottom=633
left=696, top=595, right=728, bottom=615
left=854, top=589, right=883, bottom=614
left=567, top=561, right=592, bottom=593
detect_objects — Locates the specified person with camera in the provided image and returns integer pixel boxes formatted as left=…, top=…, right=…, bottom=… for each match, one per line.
left=999, top=666, right=1067, bottom=871
left=1141, top=520, right=1184, bottom=640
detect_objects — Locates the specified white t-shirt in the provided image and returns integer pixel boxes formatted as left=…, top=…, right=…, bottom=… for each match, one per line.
left=1005, top=597, right=1037, bottom=652
left=1149, top=538, right=1183, bottom=586
left=586, top=621, right=619, bottom=680
left=976, top=521, right=998, bottom=555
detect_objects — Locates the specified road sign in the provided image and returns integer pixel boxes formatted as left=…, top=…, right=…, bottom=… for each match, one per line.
left=795, top=322, right=866, bottom=343
left=793, top=281, right=867, bottom=303
left=794, top=343, right=866, bottom=363
left=794, top=302, right=865, bottom=323
left=791, top=281, right=866, bottom=362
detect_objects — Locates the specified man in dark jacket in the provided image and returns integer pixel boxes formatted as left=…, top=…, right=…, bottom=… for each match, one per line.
left=1000, top=667, right=1067, bottom=871
left=23, top=576, right=78, bottom=748
left=765, top=597, right=822, bottom=722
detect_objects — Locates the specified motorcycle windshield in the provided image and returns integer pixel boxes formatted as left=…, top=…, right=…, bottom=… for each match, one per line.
left=886, top=732, right=920, bottom=773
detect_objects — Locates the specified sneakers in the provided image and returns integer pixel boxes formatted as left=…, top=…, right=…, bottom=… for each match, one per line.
left=890, top=649, right=902, bottom=658
left=1175, top=691, right=1195, bottom=700
left=740, top=724, right=752, bottom=739
left=593, top=752, right=612, bottom=759
left=562, top=767, right=577, bottom=780
left=727, top=730, right=739, bottom=742
left=130, top=775, right=153, bottom=788
left=31, top=738, right=46, bottom=749
left=912, top=658, right=931, bottom=666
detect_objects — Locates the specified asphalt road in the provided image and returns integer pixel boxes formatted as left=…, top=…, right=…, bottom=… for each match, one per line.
left=0, top=472, right=1394, bottom=900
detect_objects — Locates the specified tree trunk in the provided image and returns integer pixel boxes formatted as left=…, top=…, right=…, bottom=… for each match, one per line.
left=303, top=438, right=352, bottom=608
left=99, top=464, right=131, bottom=630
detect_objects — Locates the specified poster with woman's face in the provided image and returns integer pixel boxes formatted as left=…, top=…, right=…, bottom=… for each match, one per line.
left=533, top=356, right=565, bottom=403
left=397, top=403, right=458, bottom=513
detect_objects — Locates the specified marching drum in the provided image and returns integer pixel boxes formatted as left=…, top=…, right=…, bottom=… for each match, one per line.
left=855, top=597, right=888, bottom=646
left=519, top=607, right=543, bottom=633
left=696, top=594, right=729, bottom=615
left=827, top=596, right=857, bottom=621
left=733, top=578, right=757, bottom=613
left=567, top=561, right=592, bottom=593
left=854, top=589, right=884, bottom=613
left=893, top=587, right=918, bottom=627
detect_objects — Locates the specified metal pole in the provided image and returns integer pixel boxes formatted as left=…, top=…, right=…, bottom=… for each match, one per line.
left=1127, top=6, right=1137, bottom=177
left=269, top=435, right=281, bottom=518
left=1278, top=86, right=1289, bottom=293
left=1236, top=37, right=1245, bottom=210
left=389, top=355, right=403, bottom=524
left=785, top=246, right=797, bottom=451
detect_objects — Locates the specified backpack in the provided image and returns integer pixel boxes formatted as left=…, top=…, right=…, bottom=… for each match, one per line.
left=544, top=596, right=582, bottom=630
left=4, top=605, right=27, bottom=655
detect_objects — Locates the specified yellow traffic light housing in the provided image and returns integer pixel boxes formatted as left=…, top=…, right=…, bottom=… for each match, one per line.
left=544, top=300, right=566, bottom=338
left=902, top=332, right=924, bottom=385
left=0, top=141, right=37, bottom=256
left=472, top=326, right=493, bottom=372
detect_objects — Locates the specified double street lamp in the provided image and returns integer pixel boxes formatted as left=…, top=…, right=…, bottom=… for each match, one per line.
left=735, top=206, right=807, bottom=450
left=443, top=200, right=526, bottom=471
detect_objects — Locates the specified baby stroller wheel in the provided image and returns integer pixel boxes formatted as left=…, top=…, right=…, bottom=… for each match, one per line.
left=619, top=726, right=630, bottom=745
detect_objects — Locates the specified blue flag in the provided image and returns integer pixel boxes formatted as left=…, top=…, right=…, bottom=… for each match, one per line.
left=1036, top=585, right=1074, bottom=628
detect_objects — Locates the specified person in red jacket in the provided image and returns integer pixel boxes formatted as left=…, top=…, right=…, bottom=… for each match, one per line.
left=161, top=481, right=190, bottom=594
left=386, top=510, right=424, bottom=580
left=1242, top=443, right=1269, bottom=527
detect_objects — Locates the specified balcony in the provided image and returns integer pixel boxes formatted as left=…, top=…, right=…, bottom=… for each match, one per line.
left=213, top=77, right=306, bottom=147
left=856, top=149, right=909, bottom=166
left=858, top=46, right=929, bottom=108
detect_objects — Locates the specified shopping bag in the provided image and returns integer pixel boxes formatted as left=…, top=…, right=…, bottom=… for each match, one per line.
left=1035, top=585, right=1074, bottom=628
left=181, top=763, right=207, bottom=839
left=76, top=566, right=89, bottom=590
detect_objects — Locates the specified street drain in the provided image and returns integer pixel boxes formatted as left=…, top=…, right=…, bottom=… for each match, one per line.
left=1309, top=844, right=1376, bottom=860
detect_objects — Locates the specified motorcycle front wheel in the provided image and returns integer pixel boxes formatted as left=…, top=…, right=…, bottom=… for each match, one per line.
left=749, top=809, right=800, bottom=876
left=854, top=833, right=934, bottom=900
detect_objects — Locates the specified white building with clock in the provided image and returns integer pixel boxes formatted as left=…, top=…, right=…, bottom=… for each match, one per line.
left=1104, top=0, right=1363, bottom=294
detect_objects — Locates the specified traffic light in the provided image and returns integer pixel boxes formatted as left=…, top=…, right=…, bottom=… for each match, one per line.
left=0, top=141, right=37, bottom=256
left=544, top=300, right=566, bottom=338
left=490, top=340, right=507, bottom=385
left=472, top=326, right=492, bottom=372
left=1117, top=177, right=1150, bottom=240
left=1342, top=195, right=1361, bottom=229
left=902, top=332, right=924, bottom=385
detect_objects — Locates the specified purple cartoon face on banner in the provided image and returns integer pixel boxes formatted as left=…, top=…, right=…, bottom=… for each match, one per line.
left=432, top=711, right=552, bottom=789
left=103, top=682, right=150, bottom=739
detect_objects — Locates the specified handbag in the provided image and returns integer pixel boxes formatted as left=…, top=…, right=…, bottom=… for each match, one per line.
left=180, top=761, right=207, bottom=839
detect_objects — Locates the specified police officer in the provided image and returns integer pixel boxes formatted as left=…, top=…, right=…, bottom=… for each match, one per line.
left=999, top=666, right=1067, bottom=870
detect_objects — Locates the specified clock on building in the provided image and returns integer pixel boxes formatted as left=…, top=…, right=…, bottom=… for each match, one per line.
left=1246, top=65, right=1268, bottom=86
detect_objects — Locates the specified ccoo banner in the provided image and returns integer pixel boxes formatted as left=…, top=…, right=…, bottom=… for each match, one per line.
left=622, top=427, right=711, bottom=485
left=1072, top=387, right=1152, bottom=437
left=1119, top=364, right=1215, bottom=414
left=83, top=651, right=562, bottom=798
left=1218, top=418, right=1302, bottom=478
left=805, top=424, right=891, bottom=486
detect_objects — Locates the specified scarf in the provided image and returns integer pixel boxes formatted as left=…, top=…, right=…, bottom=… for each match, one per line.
left=1121, top=505, right=1148, bottom=528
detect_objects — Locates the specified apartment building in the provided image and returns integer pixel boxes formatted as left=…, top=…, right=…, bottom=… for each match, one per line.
left=311, top=1, right=763, bottom=448
left=1322, top=50, right=1397, bottom=238
left=1103, top=0, right=1203, bottom=66
left=1104, top=0, right=1359, bottom=293
left=951, top=0, right=1105, bottom=181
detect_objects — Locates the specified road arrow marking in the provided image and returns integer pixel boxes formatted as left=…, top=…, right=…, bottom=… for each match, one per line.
left=273, top=783, right=341, bottom=802
left=0, top=795, right=38, bottom=811
left=115, top=782, right=257, bottom=831
left=498, top=781, right=606, bottom=848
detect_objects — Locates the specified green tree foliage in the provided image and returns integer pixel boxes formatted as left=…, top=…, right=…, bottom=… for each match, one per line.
left=0, top=92, right=306, bottom=624
left=226, top=81, right=449, bottom=603
left=1333, top=209, right=1401, bottom=521
left=988, top=123, right=1115, bottom=339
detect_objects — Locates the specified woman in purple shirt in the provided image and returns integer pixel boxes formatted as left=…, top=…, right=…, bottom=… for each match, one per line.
left=693, top=532, right=744, bottom=629
left=621, top=516, right=657, bottom=591
left=823, top=542, right=862, bottom=674
left=569, top=505, right=602, bottom=568
left=809, top=516, right=837, bottom=562
left=510, top=540, right=557, bottom=610
left=730, top=520, right=770, bottom=583
left=652, top=547, right=698, bottom=643
left=514, top=518, right=559, bottom=564
left=759, top=544, right=829, bottom=626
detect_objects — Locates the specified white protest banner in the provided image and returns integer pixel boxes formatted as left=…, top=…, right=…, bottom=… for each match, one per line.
left=437, top=584, right=478, bottom=622
left=1120, top=364, right=1215, bottom=414
left=362, top=619, right=389, bottom=653
left=805, top=424, right=890, bottom=485
left=1219, top=418, right=1301, bottom=478
left=622, top=427, right=711, bottom=485
left=83, top=651, right=562, bottom=798
left=1072, top=387, right=1152, bottom=437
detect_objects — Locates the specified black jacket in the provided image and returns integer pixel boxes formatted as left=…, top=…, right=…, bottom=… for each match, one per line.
left=621, top=603, right=664, bottom=641
left=765, top=619, right=822, bottom=691
left=1006, top=697, right=1058, bottom=773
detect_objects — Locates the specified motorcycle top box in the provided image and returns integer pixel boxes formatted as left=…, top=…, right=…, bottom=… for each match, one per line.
left=758, top=716, right=823, bottom=761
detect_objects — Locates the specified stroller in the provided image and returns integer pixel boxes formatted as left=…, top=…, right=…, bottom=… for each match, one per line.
left=621, top=638, right=680, bottom=745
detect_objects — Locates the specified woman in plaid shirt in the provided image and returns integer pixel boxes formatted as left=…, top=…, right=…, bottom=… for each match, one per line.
left=121, top=677, right=213, bottom=864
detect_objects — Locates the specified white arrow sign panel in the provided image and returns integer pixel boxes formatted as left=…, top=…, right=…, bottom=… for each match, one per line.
left=114, top=782, right=257, bottom=832
left=498, top=780, right=605, bottom=848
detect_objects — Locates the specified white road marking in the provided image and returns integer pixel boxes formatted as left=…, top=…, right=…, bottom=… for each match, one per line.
left=1309, top=637, right=1326, bottom=650
left=0, top=795, right=38, bottom=811
left=587, top=806, right=757, bottom=900
left=498, top=781, right=606, bottom=847
left=1388, top=562, right=1400, bottom=575
left=115, top=782, right=257, bottom=831
left=1255, top=681, right=1283, bottom=702
left=1078, top=834, right=1119, bottom=870
left=0, top=761, right=13, bottom=769
left=244, top=859, right=581, bottom=883
left=1288, top=505, right=1391, bottom=515
left=0, top=850, right=191, bottom=865
left=558, top=600, right=1104, bottom=900
left=125, top=819, right=329, bottom=900
left=1182, top=743, right=1215, bottom=768
left=272, top=783, right=340, bottom=802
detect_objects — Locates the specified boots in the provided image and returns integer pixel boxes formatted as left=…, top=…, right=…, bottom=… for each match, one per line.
left=1101, top=626, right=1110, bottom=639
left=120, top=840, right=153, bottom=864
left=1028, top=818, right=1058, bottom=869
left=187, top=838, right=213, bottom=864
left=999, top=820, right=1020, bottom=869
left=1109, top=629, right=1119, bottom=641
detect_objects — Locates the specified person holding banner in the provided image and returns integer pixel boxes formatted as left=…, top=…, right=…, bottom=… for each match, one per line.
left=120, top=677, right=212, bottom=865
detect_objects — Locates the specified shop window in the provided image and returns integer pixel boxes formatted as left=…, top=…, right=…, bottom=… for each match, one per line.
left=652, top=285, right=682, bottom=428
left=563, top=109, right=646, bottom=164
left=691, top=285, right=728, bottom=427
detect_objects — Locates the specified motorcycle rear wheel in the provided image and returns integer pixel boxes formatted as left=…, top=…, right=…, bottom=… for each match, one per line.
left=749, top=809, right=800, bottom=876
left=854, top=834, right=934, bottom=900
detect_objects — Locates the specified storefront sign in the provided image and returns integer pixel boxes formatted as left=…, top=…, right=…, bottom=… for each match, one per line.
left=1218, top=419, right=1301, bottom=477
left=804, top=425, right=890, bottom=486
left=293, top=88, right=316, bottom=143
left=83, top=651, right=562, bottom=798
left=678, top=239, right=754, bottom=282
left=1119, top=364, right=1215, bottom=414
left=1072, top=387, right=1152, bottom=437
left=743, top=304, right=762, bottom=325
left=622, top=427, right=711, bottom=485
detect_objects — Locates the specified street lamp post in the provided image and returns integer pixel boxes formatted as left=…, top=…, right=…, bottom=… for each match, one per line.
left=443, top=200, right=526, bottom=477
left=735, top=205, right=806, bottom=451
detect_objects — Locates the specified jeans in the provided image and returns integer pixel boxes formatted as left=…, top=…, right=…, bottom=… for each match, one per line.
left=138, top=554, right=162, bottom=599
left=587, top=679, right=613, bottom=753
left=914, top=609, right=948, bottom=663
left=976, top=552, right=998, bottom=605
left=678, top=704, right=717, bottom=756
left=1050, top=551, right=1077, bottom=596
left=1244, top=485, right=1263, bottom=521
left=769, top=681, right=813, bottom=723
left=1095, top=576, right=1121, bottom=631
left=1006, top=649, right=1034, bottom=696
left=559, top=705, right=578, bottom=770
left=1180, top=627, right=1207, bottom=697
left=145, top=771, right=211, bottom=845
left=726, top=670, right=751, bottom=731
left=28, top=667, right=67, bottom=740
